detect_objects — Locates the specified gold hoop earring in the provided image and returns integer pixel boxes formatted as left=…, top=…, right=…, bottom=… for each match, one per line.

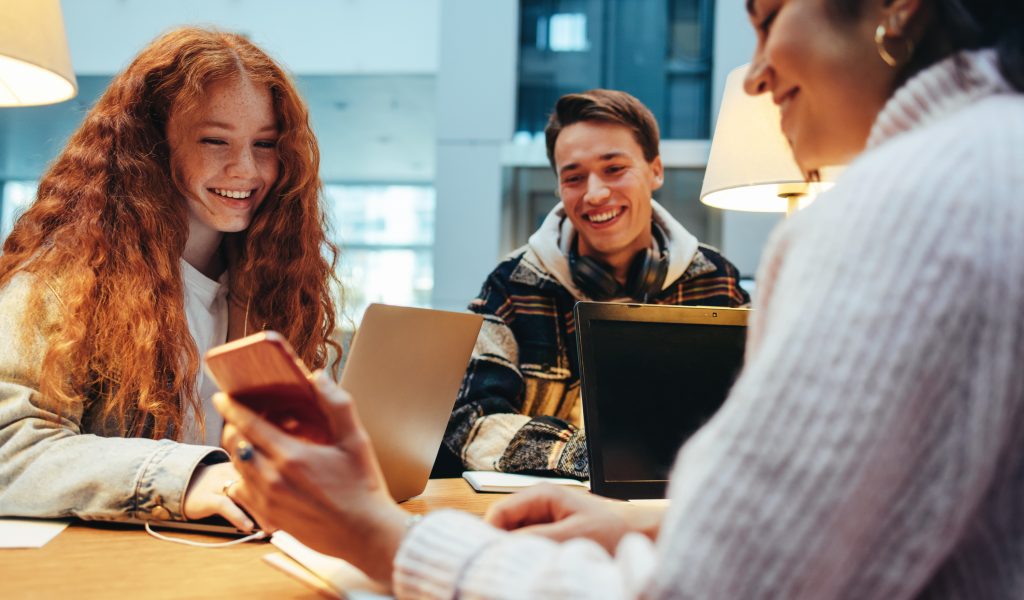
left=874, top=24, right=914, bottom=68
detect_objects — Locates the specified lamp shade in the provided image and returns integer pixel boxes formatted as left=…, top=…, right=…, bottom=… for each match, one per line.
left=700, top=65, right=832, bottom=213
left=0, top=0, right=77, bottom=107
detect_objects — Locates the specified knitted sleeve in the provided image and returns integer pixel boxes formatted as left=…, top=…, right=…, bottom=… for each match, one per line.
left=642, top=116, right=1024, bottom=597
left=394, top=510, right=656, bottom=599
left=400, top=167, right=1023, bottom=599
left=399, top=90, right=1024, bottom=598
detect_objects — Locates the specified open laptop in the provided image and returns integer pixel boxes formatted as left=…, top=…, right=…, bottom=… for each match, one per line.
left=575, top=302, right=748, bottom=500
left=139, top=303, right=482, bottom=535
left=340, top=303, right=482, bottom=502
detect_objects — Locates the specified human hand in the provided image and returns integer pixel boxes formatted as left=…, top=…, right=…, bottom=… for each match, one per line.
left=213, top=370, right=408, bottom=585
left=484, top=484, right=665, bottom=553
left=182, top=461, right=255, bottom=532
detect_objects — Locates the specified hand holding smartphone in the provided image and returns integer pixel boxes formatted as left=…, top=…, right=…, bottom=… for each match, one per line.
left=204, top=331, right=333, bottom=444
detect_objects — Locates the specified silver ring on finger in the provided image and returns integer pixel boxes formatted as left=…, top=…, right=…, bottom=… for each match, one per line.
left=236, top=440, right=255, bottom=462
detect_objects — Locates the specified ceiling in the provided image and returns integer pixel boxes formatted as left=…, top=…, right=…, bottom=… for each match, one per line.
left=0, top=74, right=436, bottom=184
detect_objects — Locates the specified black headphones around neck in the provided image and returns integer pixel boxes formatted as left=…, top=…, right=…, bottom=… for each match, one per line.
left=568, top=222, right=669, bottom=302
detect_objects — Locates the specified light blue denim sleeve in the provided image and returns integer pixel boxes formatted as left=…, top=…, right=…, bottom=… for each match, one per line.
left=0, top=273, right=228, bottom=521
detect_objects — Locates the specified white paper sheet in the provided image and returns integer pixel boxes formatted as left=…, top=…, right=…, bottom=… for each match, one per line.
left=462, top=470, right=590, bottom=493
left=263, top=552, right=339, bottom=597
left=0, top=518, right=70, bottom=548
left=270, top=530, right=391, bottom=599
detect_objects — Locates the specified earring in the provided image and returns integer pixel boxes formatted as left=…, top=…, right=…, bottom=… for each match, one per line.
left=874, top=24, right=914, bottom=68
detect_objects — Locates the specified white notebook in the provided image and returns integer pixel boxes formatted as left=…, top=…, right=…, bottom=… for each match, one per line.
left=462, top=471, right=589, bottom=493
left=266, top=531, right=391, bottom=599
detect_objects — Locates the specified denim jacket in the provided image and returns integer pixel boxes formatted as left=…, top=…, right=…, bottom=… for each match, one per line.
left=0, top=273, right=228, bottom=522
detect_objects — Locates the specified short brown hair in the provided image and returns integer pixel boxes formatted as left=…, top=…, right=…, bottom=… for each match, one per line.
left=544, top=89, right=660, bottom=170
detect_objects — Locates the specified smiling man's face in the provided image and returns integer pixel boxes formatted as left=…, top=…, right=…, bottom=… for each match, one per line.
left=554, top=120, right=663, bottom=265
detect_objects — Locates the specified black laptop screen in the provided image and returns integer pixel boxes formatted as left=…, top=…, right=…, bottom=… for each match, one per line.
left=585, top=320, right=746, bottom=483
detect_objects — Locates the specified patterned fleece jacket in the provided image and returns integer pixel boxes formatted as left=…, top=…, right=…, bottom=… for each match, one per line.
left=442, top=200, right=749, bottom=478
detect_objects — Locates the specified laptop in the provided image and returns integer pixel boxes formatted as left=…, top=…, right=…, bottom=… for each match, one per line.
left=574, top=302, right=748, bottom=500
left=139, top=303, right=482, bottom=535
left=340, top=303, right=482, bottom=502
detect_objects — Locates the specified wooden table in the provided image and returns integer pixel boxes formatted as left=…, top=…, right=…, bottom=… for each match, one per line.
left=1, top=478, right=502, bottom=599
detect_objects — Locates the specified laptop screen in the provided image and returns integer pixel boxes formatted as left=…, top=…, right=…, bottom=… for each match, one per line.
left=576, top=303, right=748, bottom=499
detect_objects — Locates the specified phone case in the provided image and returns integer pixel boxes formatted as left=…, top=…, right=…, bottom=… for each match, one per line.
left=204, top=332, right=332, bottom=444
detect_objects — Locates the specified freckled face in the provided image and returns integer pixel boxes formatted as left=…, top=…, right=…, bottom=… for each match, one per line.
left=554, top=121, right=663, bottom=264
left=167, top=77, right=280, bottom=236
left=744, top=0, right=895, bottom=172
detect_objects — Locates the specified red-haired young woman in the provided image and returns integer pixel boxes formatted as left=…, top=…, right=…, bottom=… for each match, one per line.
left=0, top=27, right=340, bottom=531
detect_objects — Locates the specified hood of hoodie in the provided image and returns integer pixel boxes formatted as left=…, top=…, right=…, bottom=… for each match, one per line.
left=527, top=199, right=699, bottom=300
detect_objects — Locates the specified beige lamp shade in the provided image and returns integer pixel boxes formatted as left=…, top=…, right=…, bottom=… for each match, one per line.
left=0, top=0, right=77, bottom=107
left=700, top=65, right=834, bottom=213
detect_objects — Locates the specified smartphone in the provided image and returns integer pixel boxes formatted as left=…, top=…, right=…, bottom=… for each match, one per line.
left=204, top=331, right=332, bottom=444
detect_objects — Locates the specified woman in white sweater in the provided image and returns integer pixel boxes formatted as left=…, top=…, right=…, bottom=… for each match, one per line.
left=216, top=0, right=1024, bottom=597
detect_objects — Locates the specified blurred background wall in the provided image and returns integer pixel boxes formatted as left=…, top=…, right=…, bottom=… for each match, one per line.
left=0, top=0, right=781, bottom=320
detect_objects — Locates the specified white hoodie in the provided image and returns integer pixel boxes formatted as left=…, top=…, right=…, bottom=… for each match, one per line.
left=526, top=199, right=700, bottom=300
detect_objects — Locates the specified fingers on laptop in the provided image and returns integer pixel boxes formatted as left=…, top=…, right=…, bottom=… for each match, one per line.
left=218, top=490, right=256, bottom=532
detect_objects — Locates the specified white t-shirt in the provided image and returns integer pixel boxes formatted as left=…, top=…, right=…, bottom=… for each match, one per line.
left=180, top=259, right=229, bottom=447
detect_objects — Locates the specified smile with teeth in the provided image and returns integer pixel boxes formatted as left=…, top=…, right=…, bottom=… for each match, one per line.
left=777, top=89, right=799, bottom=117
left=211, top=188, right=254, bottom=199
left=587, top=208, right=621, bottom=223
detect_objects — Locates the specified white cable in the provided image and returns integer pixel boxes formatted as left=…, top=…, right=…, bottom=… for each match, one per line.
left=145, top=521, right=267, bottom=547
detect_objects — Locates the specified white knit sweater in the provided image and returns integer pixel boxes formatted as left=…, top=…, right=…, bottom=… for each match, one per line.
left=393, top=49, right=1024, bottom=599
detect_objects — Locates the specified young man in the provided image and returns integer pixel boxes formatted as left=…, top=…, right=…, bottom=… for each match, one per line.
left=438, top=89, right=749, bottom=479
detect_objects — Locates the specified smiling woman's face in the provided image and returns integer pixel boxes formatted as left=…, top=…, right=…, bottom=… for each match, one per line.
left=743, top=0, right=900, bottom=173
left=167, top=76, right=280, bottom=238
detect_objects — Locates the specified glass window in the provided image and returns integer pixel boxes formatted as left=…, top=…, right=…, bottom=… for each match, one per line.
left=546, top=13, right=591, bottom=52
left=516, top=0, right=604, bottom=136
left=669, top=0, right=709, bottom=61
left=1, top=181, right=38, bottom=242
left=0, top=182, right=436, bottom=326
left=517, top=0, right=715, bottom=140
left=323, top=184, right=435, bottom=323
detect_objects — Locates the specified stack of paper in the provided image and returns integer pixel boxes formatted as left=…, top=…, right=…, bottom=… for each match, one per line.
left=265, top=531, right=391, bottom=599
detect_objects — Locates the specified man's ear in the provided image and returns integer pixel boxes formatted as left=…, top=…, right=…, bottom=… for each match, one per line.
left=650, top=156, right=665, bottom=190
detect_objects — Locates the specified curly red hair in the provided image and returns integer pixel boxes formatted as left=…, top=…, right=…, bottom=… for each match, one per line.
left=0, top=27, right=341, bottom=439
